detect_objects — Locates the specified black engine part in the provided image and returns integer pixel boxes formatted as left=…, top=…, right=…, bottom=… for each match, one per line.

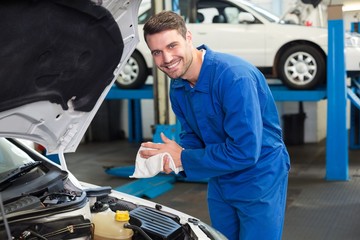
left=1, top=215, right=92, bottom=240
left=130, top=207, right=185, bottom=240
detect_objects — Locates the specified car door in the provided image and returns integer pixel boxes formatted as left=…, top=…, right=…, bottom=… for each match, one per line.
left=186, top=0, right=267, bottom=67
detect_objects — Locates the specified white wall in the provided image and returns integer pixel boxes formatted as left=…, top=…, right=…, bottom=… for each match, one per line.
left=344, top=10, right=360, bottom=31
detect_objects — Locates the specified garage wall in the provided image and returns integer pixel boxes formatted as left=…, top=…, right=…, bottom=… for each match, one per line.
left=344, top=10, right=360, bottom=31
left=279, top=101, right=328, bottom=143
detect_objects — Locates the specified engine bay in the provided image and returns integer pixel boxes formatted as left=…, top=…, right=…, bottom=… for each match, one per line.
left=0, top=182, right=200, bottom=240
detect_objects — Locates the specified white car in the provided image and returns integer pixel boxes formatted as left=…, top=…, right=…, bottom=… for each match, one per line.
left=116, top=0, right=360, bottom=90
left=0, top=1, right=226, bottom=239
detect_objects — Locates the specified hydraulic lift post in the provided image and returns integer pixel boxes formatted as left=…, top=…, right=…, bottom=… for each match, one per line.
left=151, top=0, right=179, bottom=143
left=326, top=4, right=349, bottom=181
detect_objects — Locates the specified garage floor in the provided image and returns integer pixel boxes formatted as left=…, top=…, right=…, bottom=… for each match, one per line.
left=65, top=138, right=360, bottom=240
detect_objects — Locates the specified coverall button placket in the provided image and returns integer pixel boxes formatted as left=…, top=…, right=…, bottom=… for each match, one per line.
left=183, top=88, right=203, bottom=139
left=191, top=91, right=210, bottom=142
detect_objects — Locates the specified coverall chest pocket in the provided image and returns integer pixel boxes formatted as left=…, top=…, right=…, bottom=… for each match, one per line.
left=205, top=109, right=224, bottom=131
left=187, top=92, right=225, bottom=141
left=201, top=101, right=225, bottom=141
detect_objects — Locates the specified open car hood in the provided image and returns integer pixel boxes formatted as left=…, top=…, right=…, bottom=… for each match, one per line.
left=0, top=0, right=141, bottom=154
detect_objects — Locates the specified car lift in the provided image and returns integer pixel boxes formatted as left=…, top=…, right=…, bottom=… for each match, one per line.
left=103, top=4, right=355, bottom=198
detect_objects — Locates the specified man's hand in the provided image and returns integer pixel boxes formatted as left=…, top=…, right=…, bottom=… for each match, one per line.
left=140, top=132, right=183, bottom=173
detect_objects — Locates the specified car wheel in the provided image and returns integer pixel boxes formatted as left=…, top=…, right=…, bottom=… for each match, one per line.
left=115, top=51, right=148, bottom=89
left=278, top=45, right=326, bottom=90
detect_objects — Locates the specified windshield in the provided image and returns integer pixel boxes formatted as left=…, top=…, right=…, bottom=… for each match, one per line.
left=0, top=138, right=34, bottom=175
left=235, top=0, right=280, bottom=22
left=138, top=0, right=151, bottom=24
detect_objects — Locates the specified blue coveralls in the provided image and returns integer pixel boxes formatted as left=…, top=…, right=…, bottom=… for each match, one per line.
left=170, top=45, right=290, bottom=240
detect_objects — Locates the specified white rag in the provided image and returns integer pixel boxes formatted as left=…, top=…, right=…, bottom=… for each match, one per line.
left=130, top=146, right=184, bottom=178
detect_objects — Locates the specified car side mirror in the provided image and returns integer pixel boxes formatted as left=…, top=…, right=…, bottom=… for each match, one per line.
left=238, top=12, right=255, bottom=23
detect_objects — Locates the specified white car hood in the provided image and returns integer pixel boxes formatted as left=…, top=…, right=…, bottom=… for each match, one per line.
left=0, top=0, right=141, bottom=154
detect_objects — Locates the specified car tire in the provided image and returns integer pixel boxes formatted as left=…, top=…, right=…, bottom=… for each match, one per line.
left=115, top=51, right=148, bottom=89
left=278, top=45, right=326, bottom=90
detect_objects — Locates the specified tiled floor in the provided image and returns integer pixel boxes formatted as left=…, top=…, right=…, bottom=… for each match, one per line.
left=64, top=139, right=360, bottom=240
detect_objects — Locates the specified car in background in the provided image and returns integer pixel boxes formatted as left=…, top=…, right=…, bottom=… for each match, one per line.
left=0, top=1, right=226, bottom=239
left=116, top=0, right=360, bottom=90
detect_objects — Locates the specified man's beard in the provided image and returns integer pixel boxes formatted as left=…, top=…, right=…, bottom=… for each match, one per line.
left=161, top=52, right=193, bottom=79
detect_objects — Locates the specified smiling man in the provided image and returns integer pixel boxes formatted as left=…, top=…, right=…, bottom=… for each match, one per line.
left=140, top=11, right=290, bottom=240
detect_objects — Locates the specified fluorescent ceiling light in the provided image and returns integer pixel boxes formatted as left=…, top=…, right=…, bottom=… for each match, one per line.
left=343, top=4, right=360, bottom=12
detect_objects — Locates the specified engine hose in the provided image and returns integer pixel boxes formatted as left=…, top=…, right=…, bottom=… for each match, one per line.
left=124, top=223, right=152, bottom=240
left=22, top=230, right=48, bottom=240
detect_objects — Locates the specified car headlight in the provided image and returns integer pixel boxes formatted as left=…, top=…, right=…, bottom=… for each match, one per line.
left=345, top=32, right=360, bottom=47
left=198, top=221, right=228, bottom=240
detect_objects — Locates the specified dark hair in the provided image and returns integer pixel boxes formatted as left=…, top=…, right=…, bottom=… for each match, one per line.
left=143, top=11, right=187, bottom=42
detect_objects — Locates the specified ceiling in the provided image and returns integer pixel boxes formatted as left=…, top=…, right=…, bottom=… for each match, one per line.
left=326, top=0, right=360, bottom=12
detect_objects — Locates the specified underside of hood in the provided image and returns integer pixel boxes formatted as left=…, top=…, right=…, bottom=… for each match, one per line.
left=0, top=0, right=140, bottom=154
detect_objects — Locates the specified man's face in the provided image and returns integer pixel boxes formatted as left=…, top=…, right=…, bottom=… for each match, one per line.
left=145, top=29, right=193, bottom=79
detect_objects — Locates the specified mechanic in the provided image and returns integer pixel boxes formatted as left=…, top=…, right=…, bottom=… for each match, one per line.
left=139, top=11, right=290, bottom=240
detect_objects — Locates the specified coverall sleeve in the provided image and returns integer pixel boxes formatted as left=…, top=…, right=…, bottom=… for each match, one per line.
left=180, top=70, right=269, bottom=180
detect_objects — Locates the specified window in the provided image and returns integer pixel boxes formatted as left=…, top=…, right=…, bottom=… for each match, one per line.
left=195, top=0, right=262, bottom=24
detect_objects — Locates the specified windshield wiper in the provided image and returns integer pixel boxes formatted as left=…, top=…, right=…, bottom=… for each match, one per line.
left=0, top=161, right=42, bottom=187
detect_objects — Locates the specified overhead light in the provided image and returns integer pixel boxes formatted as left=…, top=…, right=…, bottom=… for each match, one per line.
left=343, top=4, right=360, bottom=12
